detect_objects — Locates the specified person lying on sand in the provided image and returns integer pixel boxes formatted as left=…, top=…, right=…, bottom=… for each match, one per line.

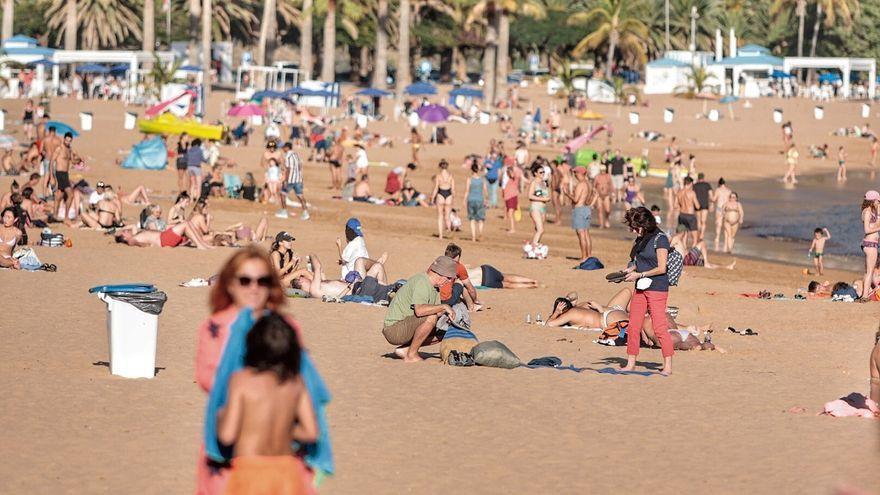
left=670, top=236, right=736, bottom=270
left=291, top=253, right=391, bottom=300
left=114, top=221, right=212, bottom=249
left=464, top=264, right=541, bottom=289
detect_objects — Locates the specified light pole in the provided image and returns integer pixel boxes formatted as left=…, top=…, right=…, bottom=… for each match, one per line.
left=689, top=6, right=699, bottom=52
left=665, top=0, right=670, bottom=52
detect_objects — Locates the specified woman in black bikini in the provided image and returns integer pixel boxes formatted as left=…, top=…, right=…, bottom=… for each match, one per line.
left=431, top=160, right=455, bottom=239
left=269, top=231, right=301, bottom=287
left=77, top=191, right=122, bottom=229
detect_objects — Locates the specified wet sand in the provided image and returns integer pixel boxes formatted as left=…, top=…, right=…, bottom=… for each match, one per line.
left=1, top=89, right=879, bottom=493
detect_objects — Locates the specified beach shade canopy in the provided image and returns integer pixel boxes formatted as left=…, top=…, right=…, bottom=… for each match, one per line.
left=577, top=110, right=605, bottom=120
left=121, top=136, right=167, bottom=170
left=449, top=86, right=484, bottom=98
left=0, top=134, right=18, bottom=150
left=287, top=86, right=321, bottom=96
left=356, top=87, right=393, bottom=97
left=417, top=104, right=450, bottom=123
left=109, top=63, right=130, bottom=75
left=46, top=120, right=79, bottom=137
left=26, top=58, right=56, bottom=67
left=771, top=70, right=793, bottom=79
left=404, top=82, right=438, bottom=95
left=178, top=65, right=203, bottom=72
left=719, top=95, right=739, bottom=103
left=75, top=63, right=109, bottom=74
left=251, top=90, right=287, bottom=101
left=227, top=103, right=265, bottom=117
left=819, top=72, right=842, bottom=83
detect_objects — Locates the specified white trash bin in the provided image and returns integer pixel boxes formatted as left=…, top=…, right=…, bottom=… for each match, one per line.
left=98, top=292, right=160, bottom=378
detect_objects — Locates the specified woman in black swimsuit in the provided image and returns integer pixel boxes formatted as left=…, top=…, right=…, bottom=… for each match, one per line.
left=175, top=133, right=190, bottom=193
left=77, top=191, right=122, bottom=229
left=431, top=160, right=455, bottom=239
left=22, top=99, right=35, bottom=142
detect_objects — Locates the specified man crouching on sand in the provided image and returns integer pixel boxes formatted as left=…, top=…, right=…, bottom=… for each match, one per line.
left=381, top=256, right=458, bottom=363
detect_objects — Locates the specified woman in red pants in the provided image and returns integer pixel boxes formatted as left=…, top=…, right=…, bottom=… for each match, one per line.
left=621, top=206, right=674, bottom=375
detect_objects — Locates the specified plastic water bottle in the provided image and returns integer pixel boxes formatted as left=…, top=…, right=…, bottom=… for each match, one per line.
left=526, top=313, right=532, bottom=324
left=536, top=313, right=543, bottom=324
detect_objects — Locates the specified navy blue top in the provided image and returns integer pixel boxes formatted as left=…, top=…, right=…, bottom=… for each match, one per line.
left=633, top=231, right=670, bottom=292
left=186, top=146, right=204, bottom=167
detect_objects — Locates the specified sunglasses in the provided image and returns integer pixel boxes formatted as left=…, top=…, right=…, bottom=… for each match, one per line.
left=236, top=275, right=272, bottom=287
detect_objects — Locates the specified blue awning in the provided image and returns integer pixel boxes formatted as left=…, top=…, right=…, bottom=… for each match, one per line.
left=76, top=64, right=110, bottom=74
left=356, top=87, right=393, bottom=97
left=404, top=82, right=437, bottom=95
left=449, top=86, right=484, bottom=98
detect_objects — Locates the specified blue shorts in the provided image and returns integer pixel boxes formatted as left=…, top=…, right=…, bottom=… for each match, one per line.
left=572, top=206, right=592, bottom=230
left=467, top=200, right=486, bottom=221
left=287, top=182, right=304, bottom=195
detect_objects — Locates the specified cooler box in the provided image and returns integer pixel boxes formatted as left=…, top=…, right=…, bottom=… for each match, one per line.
left=90, top=284, right=167, bottom=378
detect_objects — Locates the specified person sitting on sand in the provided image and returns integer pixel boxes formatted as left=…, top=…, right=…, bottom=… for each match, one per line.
left=381, top=256, right=458, bottom=363
left=401, top=180, right=429, bottom=207
left=75, top=190, right=122, bottom=229
left=0, top=208, right=22, bottom=269
left=464, top=264, right=541, bottom=289
left=141, top=204, right=166, bottom=232
left=669, top=236, right=736, bottom=270
left=440, top=243, right=482, bottom=310
left=167, top=192, right=190, bottom=225
left=114, top=221, right=212, bottom=249
left=270, top=231, right=301, bottom=287
left=352, top=174, right=372, bottom=202
left=216, top=313, right=318, bottom=495
left=336, top=218, right=387, bottom=280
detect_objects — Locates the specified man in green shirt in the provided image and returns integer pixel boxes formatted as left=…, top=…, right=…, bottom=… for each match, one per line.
left=382, top=256, right=458, bottom=362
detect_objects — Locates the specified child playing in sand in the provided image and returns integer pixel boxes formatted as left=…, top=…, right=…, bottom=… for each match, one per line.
left=809, top=227, right=831, bottom=275
left=217, top=313, right=318, bottom=495
left=837, top=146, right=847, bottom=182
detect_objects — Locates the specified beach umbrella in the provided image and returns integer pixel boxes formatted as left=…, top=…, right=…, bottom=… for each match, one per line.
left=356, top=87, right=393, bottom=97
left=46, top=120, right=79, bottom=137
left=720, top=95, right=739, bottom=119
left=227, top=103, right=265, bottom=117
left=534, top=107, right=542, bottom=123
left=0, top=134, right=18, bottom=150
left=287, top=87, right=320, bottom=96
left=251, top=90, right=287, bottom=101
left=416, top=104, right=450, bottom=123
left=771, top=70, right=793, bottom=79
left=75, top=64, right=109, bottom=74
left=26, top=58, right=56, bottom=67
left=818, top=73, right=841, bottom=83
left=449, top=86, right=483, bottom=99
left=109, top=63, right=130, bottom=75
left=404, top=82, right=438, bottom=96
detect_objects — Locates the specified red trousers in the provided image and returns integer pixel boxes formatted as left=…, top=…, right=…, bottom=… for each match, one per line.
left=626, top=290, right=674, bottom=358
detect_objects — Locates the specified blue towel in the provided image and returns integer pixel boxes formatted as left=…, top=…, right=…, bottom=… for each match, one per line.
left=204, top=308, right=335, bottom=480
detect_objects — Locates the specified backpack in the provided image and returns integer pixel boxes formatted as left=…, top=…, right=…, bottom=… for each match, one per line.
left=654, top=233, right=684, bottom=286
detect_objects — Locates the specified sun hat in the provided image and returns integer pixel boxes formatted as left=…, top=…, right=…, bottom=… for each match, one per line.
left=865, top=190, right=880, bottom=201
left=429, top=256, right=458, bottom=279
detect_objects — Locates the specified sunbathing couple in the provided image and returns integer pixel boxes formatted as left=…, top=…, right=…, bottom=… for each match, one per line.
left=545, top=288, right=717, bottom=351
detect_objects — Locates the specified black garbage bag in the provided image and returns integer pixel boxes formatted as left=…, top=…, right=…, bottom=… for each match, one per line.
left=107, top=291, right=168, bottom=315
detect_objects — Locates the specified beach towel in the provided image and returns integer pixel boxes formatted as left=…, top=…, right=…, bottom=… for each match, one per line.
left=440, top=327, right=479, bottom=364
left=204, top=308, right=335, bottom=482
left=822, top=393, right=879, bottom=418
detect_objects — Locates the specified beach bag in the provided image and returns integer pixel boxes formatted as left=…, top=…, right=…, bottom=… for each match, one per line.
left=514, top=206, right=522, bottom=222
left=13, top=247, right=42, bottom=270
left=472, top=341, right=521, bottom=369
left=575, top=257, right=604, bottom=270
left=40, top=232, right=64, bottom=247
left=655, top=233, right=683, bottom=286
left=440, top=327, right=479, bottom=365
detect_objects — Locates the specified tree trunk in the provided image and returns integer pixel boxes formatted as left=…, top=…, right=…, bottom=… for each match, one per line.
left=257, top=0, right=276, bottom=66
left=396, top=0, right=411, bottom=96
left=482, top=9, right=497, bottom=106
left=301, top=0, right=313, bottom=80
left=372, top=0, right=388, bottom=88
left=453, top=46, right=467, bottom=82
left=64, top=0, right=77, bottom=50
left=808, top=2, right=822, bottom=58
left=320, top=0, right=336, bottom=82
left=143, top=0, right=155, bottom=67
left=796, top=0, right=805, bottom=57
left=2, top=0, right=13, bottom=42
left=495, top=9, right=510, bottom=98
left=359, top=45, right=370, bottom=81
left=605, top=29, right=618, bottom=81
left=201, top=0, right=212, bottom=96
left=188, top=0, right=200, bottom=64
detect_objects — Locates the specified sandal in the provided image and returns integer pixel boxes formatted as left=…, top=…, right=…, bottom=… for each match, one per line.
left=39, top=263, right=57, bottom=272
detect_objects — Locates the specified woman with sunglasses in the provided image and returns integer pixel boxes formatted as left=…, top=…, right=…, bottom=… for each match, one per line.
left=195, top=247, right=312, bottom=494
left=527, top=163, right=550, bottom=248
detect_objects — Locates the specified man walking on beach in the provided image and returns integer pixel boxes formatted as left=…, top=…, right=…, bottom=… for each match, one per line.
left=594, top=164, right=612, bottom=228
left=282, top=142, right=309, bottom=220
left=52, top=132, right=78, bottom=220
left=693, top=173, right=713, bottom=243
left=676, top=176, right=700, bottom=248
left=567, top=167, right=596, bottom=262
left=41, top=125, right=61, bottom=197
left=381, top=256, right=458, bottom=363
left=609, top=149, right=626, bottom=202
left=713, top=177, right=732, bottom=251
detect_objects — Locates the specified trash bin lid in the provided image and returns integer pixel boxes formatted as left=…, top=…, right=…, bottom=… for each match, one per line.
left=88, top=283, right=156, bottom=294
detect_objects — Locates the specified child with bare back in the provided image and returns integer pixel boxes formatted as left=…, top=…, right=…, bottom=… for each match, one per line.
left=217, top=313, right=318, bottom=495
left=809, top=227, right=831, bottom=275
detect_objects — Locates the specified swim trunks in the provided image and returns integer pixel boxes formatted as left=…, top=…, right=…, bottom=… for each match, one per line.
left=55, top=170, right=71, bottom=190
left=467, top=200, right=486, bottom=221
left=481, top=264, right=504, bottom=288
left=382, top=315, right=430, bottom=346
left=610, top=174, right=624, bottom=190
left=159, top=227, right=184, bottom=247
left=505, top=196, right=518, bottom=210
left=677, top=213, right=698, bottom=232
left=225, top=455, right=306, bottom=495
left=572, top=206, right=592, bottom=230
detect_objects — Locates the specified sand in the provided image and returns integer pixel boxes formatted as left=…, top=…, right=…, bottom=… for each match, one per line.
left=1, top=86, right=879, bottom=494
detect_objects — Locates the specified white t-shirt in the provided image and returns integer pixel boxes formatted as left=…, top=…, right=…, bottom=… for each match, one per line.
left=407, top=111, right=420, bottom=128
left=341, top=236, right=369, bottom=277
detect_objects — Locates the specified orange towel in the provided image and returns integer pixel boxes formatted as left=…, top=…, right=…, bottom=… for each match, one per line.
left=226, top=456, right=307, bottom=495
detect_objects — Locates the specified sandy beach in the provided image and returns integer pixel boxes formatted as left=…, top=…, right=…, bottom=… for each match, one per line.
left=1, top=87, right=879, bottom=494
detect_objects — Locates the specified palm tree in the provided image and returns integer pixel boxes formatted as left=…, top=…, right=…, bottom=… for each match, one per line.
left=808, top=0, right=859, bottom=58
left=147, top=54, right=183, bottom=97
left=494, top=0, right=546, bottom=104
left=770, top=0, right=807, bottom=56
left=189, top=0, right=200, bottom=62
left=397, top=0, right=411, bottom=96
left=676, top=64, right=716, bottom=112
left=48, top=0, right=141, bottom=50
left=257, top=0, right=277, bottom=65
left=143, top=0, right=155, bottom=54
left=373, top=0, right=389, bottom=89
left=320, top=0, right=337, bottom=82
left=2, top=0, right=13, bottom=41
left=202, top=0, right=212, bottom=96
left=422, top=0, right=481, bottom=82
left=569, top=0, right=649, bottom=80
left=301, top=0, right=314, bottom=79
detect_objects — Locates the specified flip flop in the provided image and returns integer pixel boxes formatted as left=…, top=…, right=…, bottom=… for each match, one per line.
left=39, top=263, right=57, bottom=272
left=605, top=271, right=627, bottom=283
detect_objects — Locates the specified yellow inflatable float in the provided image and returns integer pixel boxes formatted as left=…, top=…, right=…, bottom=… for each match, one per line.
left=137, top=113, right=224, bottom=140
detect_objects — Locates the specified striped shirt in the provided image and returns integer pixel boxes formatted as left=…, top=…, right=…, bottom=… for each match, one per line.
left=285, top=150, right=303, bottom=184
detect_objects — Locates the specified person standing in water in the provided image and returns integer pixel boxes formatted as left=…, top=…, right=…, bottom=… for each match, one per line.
left=675, top=177, right=700, bottom=249
left=859, top=191, right=880, bottom=299
left=721, top=192, right=744, bottom=253
left=837, top=145, right=847, bottom=182
left=783, top=143, right=799, bottom=185
left=713, top=178, right=732, bottom=251
left=431, top=160, right=455, bottom=239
